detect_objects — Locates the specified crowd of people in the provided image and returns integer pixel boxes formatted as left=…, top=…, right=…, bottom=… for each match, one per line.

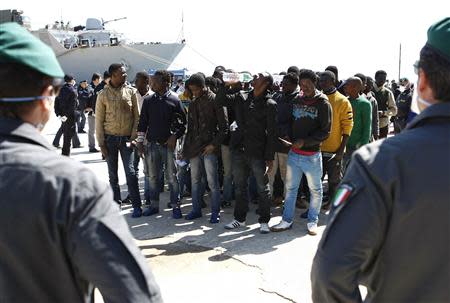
left=53, top=59, right=417, bottom=235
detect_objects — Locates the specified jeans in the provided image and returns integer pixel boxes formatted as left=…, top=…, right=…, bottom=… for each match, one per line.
left=105, top=135, right=141, bottom=208
left=221, top=145, right=234, bottom=202
left=190, top=154, right=221, bottom=214
left=282, top=151, right=323, bottom=224
left=76, top=110, right=86, bottom=132
left=87, top=114, right=96, bottom=149
left=144, top=142, right=180, bottom=209
left=178, top=161, right=192, bottom=197
left=268, top=152, right=288, bottom=198
left=53, top=122, right=80, bottom=148
left=232, top=151, right=271, bottom=224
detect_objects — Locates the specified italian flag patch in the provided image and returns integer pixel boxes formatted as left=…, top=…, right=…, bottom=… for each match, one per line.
left=332, top=184, right=353, bottom=207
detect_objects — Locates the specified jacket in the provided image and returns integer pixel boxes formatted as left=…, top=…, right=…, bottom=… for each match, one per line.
left=95, top=83, right=140, bottom=146
left=290, top=90, right=332, bottom=152
left=55, top=83, right=78, bottom=119
left=373, top=84, right=397, bottom=128
left=0, top=118, right=162, bottom=303
left=77, top=85, right=94, bottom=111
left=183, top=89, right=228, bottom=159
left=215, top=85, right=277, bottom=161
left=272, top=89, right=299, bottom=153
left=311, top=102, right=450, bottom=303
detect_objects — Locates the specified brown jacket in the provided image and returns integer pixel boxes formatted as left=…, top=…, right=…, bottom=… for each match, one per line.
left=95, top=84, right=139, bottom=146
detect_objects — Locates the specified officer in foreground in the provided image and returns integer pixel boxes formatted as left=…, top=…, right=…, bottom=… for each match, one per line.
left=0, top=23, right=162, bottom=303
left=311, top=17, right=450, bottom=302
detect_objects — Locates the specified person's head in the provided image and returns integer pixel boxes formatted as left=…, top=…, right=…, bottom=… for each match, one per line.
left=319, top=71, right=336, bottom=93
left=212, top=65, right=225, bottom=79
left=103, top=70, right=111, bottom=84
left=64, top=74, right=75, bottom=86
left=366, top=76, right=375, bottom=92
left=91, top=73, right=101, bottom=86
left=252, top=72, right=273, bottom=96
left=79, top=80, right=88, bottom=89
left=287, top=66, right=300, bottom=76
left=400, top=77, right=410, bottom=89
left=354, top=73, right=367, bottom=93
left=108, top=63, right=127, bottom=87
left=416, top=17, right=450, bottom=111
left=299, top=69, right=317, bottom=97
left=281, top=72, right=299, bottom=94
left=151, top=70, right=171, bottom=95
left=187, top=73, right=207, bottom=99
left=374, top=70, right=387, bottom=87
left=134, top=71, right=150, bottom=94
left=344, top=77, right=363, bottom=99
left=205, top=76, right=218, bottom=93
left=0, top=23, right=64, bottom=130
left=325, top=65, right=339, bottom=83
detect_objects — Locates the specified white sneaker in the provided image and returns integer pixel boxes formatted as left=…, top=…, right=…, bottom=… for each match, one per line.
left=270, top=220, right=293, bottom=232
left=307, top=222, right=318, bottom=235
left=224, top=219, right=246, bottom=230
left=259, top=223, right=270, bottom=234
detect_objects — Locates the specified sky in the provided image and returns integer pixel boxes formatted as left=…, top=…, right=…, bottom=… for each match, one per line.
left=2, top=0, right=449, bottom=81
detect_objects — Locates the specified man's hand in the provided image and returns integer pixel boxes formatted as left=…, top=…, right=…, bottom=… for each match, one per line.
left=292, top=139, right=304, bottom=149
left=100, top=145, right=108, bottom=158
left=136, top=142, right=145, bottom=158
left=265, top=160, right=274, bottom=175
left=202, top=144, right=215, bottom=155
left=165, top=135, right=177, bottom=150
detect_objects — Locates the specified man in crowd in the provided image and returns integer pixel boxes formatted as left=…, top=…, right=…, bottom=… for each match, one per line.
left=364, top=76, right=380, bottom=140
left=182, top=73, right=228, bottom=223
left=318, top=71, right=353, bottom=209
left=0, top=22, right=162, bottom=303
left=312, top=17, right=450, bottom=303
left=136, top=70, right=187, bottom=219
left=394, top=77, right=413, bottom=133
left=271, top=69, right=331, bottom=235
left=96, top=63, right=142, bottom=217
left=343, top=77, right=372, bottom=169
left=85, top=72, right=101, bottom=152
left=373, top=70, right=397, bottom=138
left=269, top=72, right=300, bottom=204
left=216, top=72, right=277, bottom=234
left=76, top=80, right=88, bottom=134
left=58, top=74, right=79, bottom=156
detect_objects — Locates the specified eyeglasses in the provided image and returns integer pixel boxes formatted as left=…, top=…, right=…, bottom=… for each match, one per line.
left=413, top=60, right=419, bottom=75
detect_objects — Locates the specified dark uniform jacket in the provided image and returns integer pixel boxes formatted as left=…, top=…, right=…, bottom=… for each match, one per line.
left=182, top=89, right=228, bottom=159
left=215, top=85, right=277, bottom=161
left=311, top=102, right=450, bottom=303
left=57, top=83, right=78, bottom=119
left=0, top=118, right=162, bottom=303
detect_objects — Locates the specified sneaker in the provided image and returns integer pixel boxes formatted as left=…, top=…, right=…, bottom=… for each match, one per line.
left=131, top=207, right=142, bottom=218
left=224, top=219, right=246, bottom=230
left=143, top=206, right=159, bottom=216
left=89, top=148, right=99, bottom=153
left=185, top=210, right=202, bottom=220
left=52, top=144, right=60, bottom=148
left=122, top=196, right=132, bottom=204
left=270, top=220, right=293, bottom=232
left=172, top=207, right=182, bottom=219
left=307, top=222, right=318, bottom=235
left=260, top=223, right=270, bottom=234
left=300, top=210, right=309, bottom=219
left=209, top=212, right=220, bottom=224
left=78, top=130, right=86, bottom=133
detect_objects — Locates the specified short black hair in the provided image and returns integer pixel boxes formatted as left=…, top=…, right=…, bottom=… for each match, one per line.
left=188, top=73, right=206, bottom=88
left=354, top=73, right=367, bottom=84
left=135, top=71, right=149, bottom=81
left=91, top=73, right=101, bottom=82
left=283, top=72, right=299, bottom=85
left=287, top=66, right=300, bottom=75
left=205, top=76, right=218, bottom=89
left=108, top=63, right=123, bottom=76
left=299, top=69, right=317, bottom=83
left=64, top=74, right=74, bottom=82
left=153, top=70, right=171, bottom=84
left=325, top=66, right=339, bottom=81
left=375, top=70, right=387, bottom=77
left=419, top=44, right=450, bottom=101
left=0, top=63, right=53, bottom=118
left=320, top=71, right=336, bottom=82
left=103, top=70, right=111, bottom=79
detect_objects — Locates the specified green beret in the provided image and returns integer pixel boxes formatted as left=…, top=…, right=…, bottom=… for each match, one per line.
left=427, top=17, right=450, bottom=61
left=0, top=22, right=64, bottom=78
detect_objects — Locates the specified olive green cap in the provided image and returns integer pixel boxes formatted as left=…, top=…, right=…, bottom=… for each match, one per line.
left=0, top=22, right=64, bottom=78
left=426, top=17, right=450, bottom=61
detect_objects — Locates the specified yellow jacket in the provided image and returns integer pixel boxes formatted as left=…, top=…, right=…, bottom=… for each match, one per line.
left=321, top=91, right=353, bottom=153
left=95, top=84, right=139, bottom=147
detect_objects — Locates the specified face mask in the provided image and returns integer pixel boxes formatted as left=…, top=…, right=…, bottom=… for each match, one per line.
left=411, top=76, right=431, bottom=113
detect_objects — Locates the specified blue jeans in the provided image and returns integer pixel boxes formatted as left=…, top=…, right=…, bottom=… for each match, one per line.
left=144, top=142, right=180, bottom=209
left=221, top=145, right=234, bottom=202
left=232, top=151, right=271, bottom=223
left=177, top=160, right=191, bottom=197
left=190, top=154, right=221, bottom=214
left=105, top=135, right=141, bottom=208
left=282, top=151, right=323, bottom=224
